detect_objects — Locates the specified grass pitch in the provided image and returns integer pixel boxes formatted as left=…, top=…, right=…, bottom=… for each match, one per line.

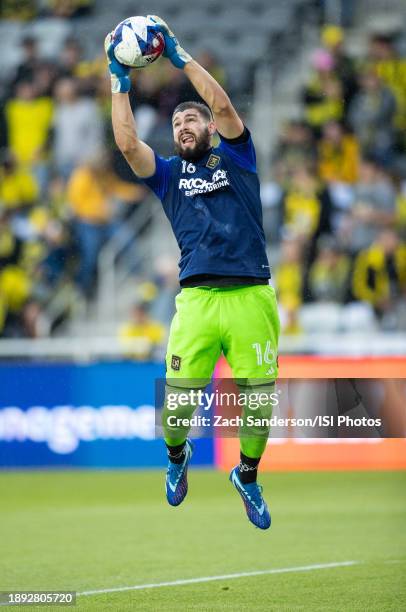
left=1, top=470, right=405, bottom=610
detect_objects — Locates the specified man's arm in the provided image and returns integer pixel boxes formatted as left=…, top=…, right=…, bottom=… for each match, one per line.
left=105, top=32, right=155, bottom=178
left=184, top=60, right=244, bottom=139
left=148, top=15, right=244, bottom=139
left=111, top=93, right=155, bottom=178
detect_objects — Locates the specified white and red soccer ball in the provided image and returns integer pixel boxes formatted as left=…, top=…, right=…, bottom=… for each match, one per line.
left=112, top=16, right=165, bottom=69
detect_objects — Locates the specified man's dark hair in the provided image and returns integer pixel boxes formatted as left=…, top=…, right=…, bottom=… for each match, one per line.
left=172, top=101, right=213, bottom=123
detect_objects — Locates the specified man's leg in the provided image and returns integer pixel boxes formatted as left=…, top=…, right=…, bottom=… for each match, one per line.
left=161, top=384, right=202, bottom=506
left=163, top=287, right=221, bottom=506
left=238, top=381, right=276, bottom=481
left=221, top=285, right=280, bottom=529
left=227, top=380, right=276, bottom=529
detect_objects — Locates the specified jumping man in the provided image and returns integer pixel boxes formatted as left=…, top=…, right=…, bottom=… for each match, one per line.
left=105, top=16, right=280, bottom=529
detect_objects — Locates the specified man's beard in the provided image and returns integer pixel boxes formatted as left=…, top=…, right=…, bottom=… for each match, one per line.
left=174, top=127, right=211, bottom=161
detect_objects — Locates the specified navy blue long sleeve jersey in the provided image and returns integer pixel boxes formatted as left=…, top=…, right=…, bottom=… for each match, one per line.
left=141, top=129, right=270, bottom=282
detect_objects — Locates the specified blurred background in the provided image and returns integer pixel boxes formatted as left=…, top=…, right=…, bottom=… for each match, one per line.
left=1, top=0, right=406, bottom=354
left=0, top=0, right=405, bottom=469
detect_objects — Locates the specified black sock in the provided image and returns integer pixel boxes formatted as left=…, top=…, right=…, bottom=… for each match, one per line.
left=166, top=441, right=186, bottom=464
left=238, top=452, right=260, bottom=484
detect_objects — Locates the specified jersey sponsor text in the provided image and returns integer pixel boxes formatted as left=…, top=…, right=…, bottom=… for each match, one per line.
left=179, top=169, right=230, bottom=196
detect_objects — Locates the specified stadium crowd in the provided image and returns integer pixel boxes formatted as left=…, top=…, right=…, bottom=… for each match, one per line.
left=263, top=24, right=406, bottom=335
left=0, top=8, right=405, bottom=348
left=0, top=6, right=226, bottom=342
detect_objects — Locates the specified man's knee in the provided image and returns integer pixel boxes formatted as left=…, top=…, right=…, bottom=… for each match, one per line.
left=162, top=384, right=206, bottom=440
left=238, top=382, right=276, bottom=438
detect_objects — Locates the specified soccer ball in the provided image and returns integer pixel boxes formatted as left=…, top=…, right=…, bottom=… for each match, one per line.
left=112, top=16, right=165, bottom=69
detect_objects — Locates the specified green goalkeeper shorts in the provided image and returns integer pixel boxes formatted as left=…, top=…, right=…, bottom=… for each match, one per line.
left=165, top=284, right=280, bottom=387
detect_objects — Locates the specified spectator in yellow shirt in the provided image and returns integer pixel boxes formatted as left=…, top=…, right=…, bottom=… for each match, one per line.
left=284, top=190, right=321, bottom=240
left=318, top=121, right=360, bottom=184
left=367, top=34, right=406, bottom=131
left=302, top=49, right=344, bottom=133
left=119, top=302, right=166, bottom=360
left=321, top=25, right=358, bottom=111
left=308, top=235, right=350, bottom=303
left=352, top=229, right=406, bottom=319
left=0, top=212, right=21, bottom=267
left=280, top=164, right=333, bottom=262
left=0, top=265, right=32, bottom=315
left=5, top=80, right=53, bottom=197
left=67, top=152, right=146, bottom=296
left=0, top=151, right=39, bottom=211
left=6, top=80, right=53, bottom=165
left=275, top=237, right=304, bottom=335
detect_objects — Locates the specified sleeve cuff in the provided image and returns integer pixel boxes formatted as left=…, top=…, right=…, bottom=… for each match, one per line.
left=218, top=126, right=250, bottom=145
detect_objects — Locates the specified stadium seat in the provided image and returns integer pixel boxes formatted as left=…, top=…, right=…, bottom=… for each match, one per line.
left=0, top=19, right=23, bottom=41
left=25, top=19, right=73, bottom=59
left=0, top=21, right=23, bottom=78
left=123, top=0, right=181, bottom=18
left=299, top=304, right=344, bottom=333
left=73, top=16, right=113, bottom=57
left=341, top=303, right=378, bottom=333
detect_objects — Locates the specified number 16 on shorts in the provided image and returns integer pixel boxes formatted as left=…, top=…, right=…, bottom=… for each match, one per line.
left=252, top=341, right=277, bottom=376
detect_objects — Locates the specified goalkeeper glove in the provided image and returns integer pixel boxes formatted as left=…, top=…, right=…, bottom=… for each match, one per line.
left=148, top=15, right=192, bottom=69
left=104, top=31, right=131, bottom=93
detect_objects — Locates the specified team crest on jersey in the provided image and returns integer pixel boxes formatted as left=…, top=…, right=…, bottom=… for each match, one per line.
left=171, top=355, right=181, bottom=371
left=206, top=154, right=220, bottom=169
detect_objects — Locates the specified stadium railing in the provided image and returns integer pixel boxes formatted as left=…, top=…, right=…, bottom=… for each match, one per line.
left=0, top=332, right=404, bottom=361
left=96, top=198, right=161, bottom=323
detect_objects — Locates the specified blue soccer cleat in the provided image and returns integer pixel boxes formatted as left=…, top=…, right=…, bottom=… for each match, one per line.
left=229, top=466, right=271, bottom=530
left=165, top=439, right=194, bottom=506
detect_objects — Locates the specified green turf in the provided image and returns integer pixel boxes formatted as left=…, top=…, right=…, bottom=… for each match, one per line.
left=0, top=470, right=405, bottom=611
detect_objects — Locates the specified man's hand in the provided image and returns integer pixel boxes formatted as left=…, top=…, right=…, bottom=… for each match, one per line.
left=104, top=31, right=131, bottom=94
left=148, top=15, right=192, bottom=69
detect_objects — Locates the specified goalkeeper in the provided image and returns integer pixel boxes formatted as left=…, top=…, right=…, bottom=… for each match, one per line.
left=105, top=17, right=280, bottom=530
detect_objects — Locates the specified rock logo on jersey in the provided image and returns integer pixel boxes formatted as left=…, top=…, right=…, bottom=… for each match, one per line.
left=178, top=169, right=230, bottom=197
